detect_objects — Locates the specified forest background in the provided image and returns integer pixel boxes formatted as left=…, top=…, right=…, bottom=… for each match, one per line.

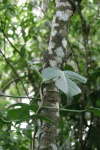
left=0, top=0, right=100, bottom=150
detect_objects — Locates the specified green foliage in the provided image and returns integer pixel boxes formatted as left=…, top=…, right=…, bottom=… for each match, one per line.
left=0, top=0, right=100, bottom=149
left=87, top=107, right=100, bottom=117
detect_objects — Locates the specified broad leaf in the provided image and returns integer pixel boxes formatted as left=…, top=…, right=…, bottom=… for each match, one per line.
left=8, top=103, right=39, bottom=120
left=87, top=106, right=100, bottom=117
left=2, top=113, right=56, bottom=125
left=15, top=114, right=56, bottom=125
left=42, top=67, right=87, bottom=99
left=8, top=108, right=29, bottom=120
left=64, top=64, right=75, bottom=72
left=8, top=103, right=39, bottom=113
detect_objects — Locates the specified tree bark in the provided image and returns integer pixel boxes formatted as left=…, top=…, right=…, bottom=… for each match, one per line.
left=39, top=0, right=82, bottom=149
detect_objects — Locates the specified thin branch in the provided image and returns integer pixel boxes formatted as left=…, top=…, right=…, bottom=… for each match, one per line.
left=32, top=123, right=37, bottom=150
left=0, top=29, right=43, bottom=82
left=0, top=28, right=21, bottom=56
left=0, top=94, right=41, bottom=100
left=77, top=5, right=89, bottom=77
left=77, top=6, right=89, bottom=149
left=15, top=81, right=21, bottom=102
left=37, top=4, right=51, bottom=26
left=67, top=40, right=80, bottom=73
left=0, top=50, right=28, bottom=96
left=1, top=78, right=19, bottom=93
left=32, top=85, right=44, bottom=149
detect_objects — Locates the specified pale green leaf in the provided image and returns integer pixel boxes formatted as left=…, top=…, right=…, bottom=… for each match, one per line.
left=42, top=67, right=87, bottom=99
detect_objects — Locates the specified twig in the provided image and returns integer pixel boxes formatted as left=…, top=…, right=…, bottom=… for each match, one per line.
left=32, top=85, right=44, bottom=149
left=36, top=4, right=51, bottom=26
left=15, top=81, right=21, bottom=102
left=1, top=78, right=19, bottom=92
left=0, top=94, right=40, bottom=100
left=0, top=28, right=21, bottom=56
left=0, top=29, right=43, bottom=81
left=77, top=5, right=89, bottom=77
left=67, top=40, right=80, bottom=73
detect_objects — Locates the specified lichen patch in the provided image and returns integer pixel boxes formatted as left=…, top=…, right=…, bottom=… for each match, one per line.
left=56, top=10, right=69, bottom=21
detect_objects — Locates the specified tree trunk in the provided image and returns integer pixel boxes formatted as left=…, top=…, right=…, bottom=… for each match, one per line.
left=39, top=0, right=82, bottom=149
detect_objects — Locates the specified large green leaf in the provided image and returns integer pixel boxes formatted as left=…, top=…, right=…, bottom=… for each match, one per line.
left=8, top=108, right=29, bottom=120
left=8, top=103, right=39, bottom=120
left=87, top=106, right=100, bottom=117
left=18, top=114, right=56, bottom=125
left=42, top=67, right=87, bottom=99
left=8, top=103, right=39, bottom=113
left=2, top=113, right=56, bottom=125
left=11, top=114, right=56, bottom=126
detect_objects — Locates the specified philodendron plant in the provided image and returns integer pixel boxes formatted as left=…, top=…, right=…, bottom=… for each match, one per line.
left=42, top=67, right=87, bottom=99
left=0, top=59, right=100, bottom=125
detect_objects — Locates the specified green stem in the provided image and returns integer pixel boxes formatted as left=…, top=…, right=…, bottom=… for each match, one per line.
left=25, top=58, right=44, bottom=82
left=0, top=94, right=41, bottom=99
left=43, top=106, right=86, bottom=113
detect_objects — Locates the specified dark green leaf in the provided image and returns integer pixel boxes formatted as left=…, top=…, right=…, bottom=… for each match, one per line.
left=87, top=106, right=100, bottom=117
left=8, top=108, right=29, bottom=120
left=64, top=64, right=75, bottom=72
left=16, top=114, right=56, bottom=125
left=8, top=103, right=39, bottom=113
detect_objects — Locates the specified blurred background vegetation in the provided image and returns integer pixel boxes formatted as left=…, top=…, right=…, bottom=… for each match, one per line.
left=0, top=0, right=100, bottom=149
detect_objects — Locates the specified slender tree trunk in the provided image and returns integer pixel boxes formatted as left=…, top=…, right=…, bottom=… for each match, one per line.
left=39, top=0, right=82, bottom=149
